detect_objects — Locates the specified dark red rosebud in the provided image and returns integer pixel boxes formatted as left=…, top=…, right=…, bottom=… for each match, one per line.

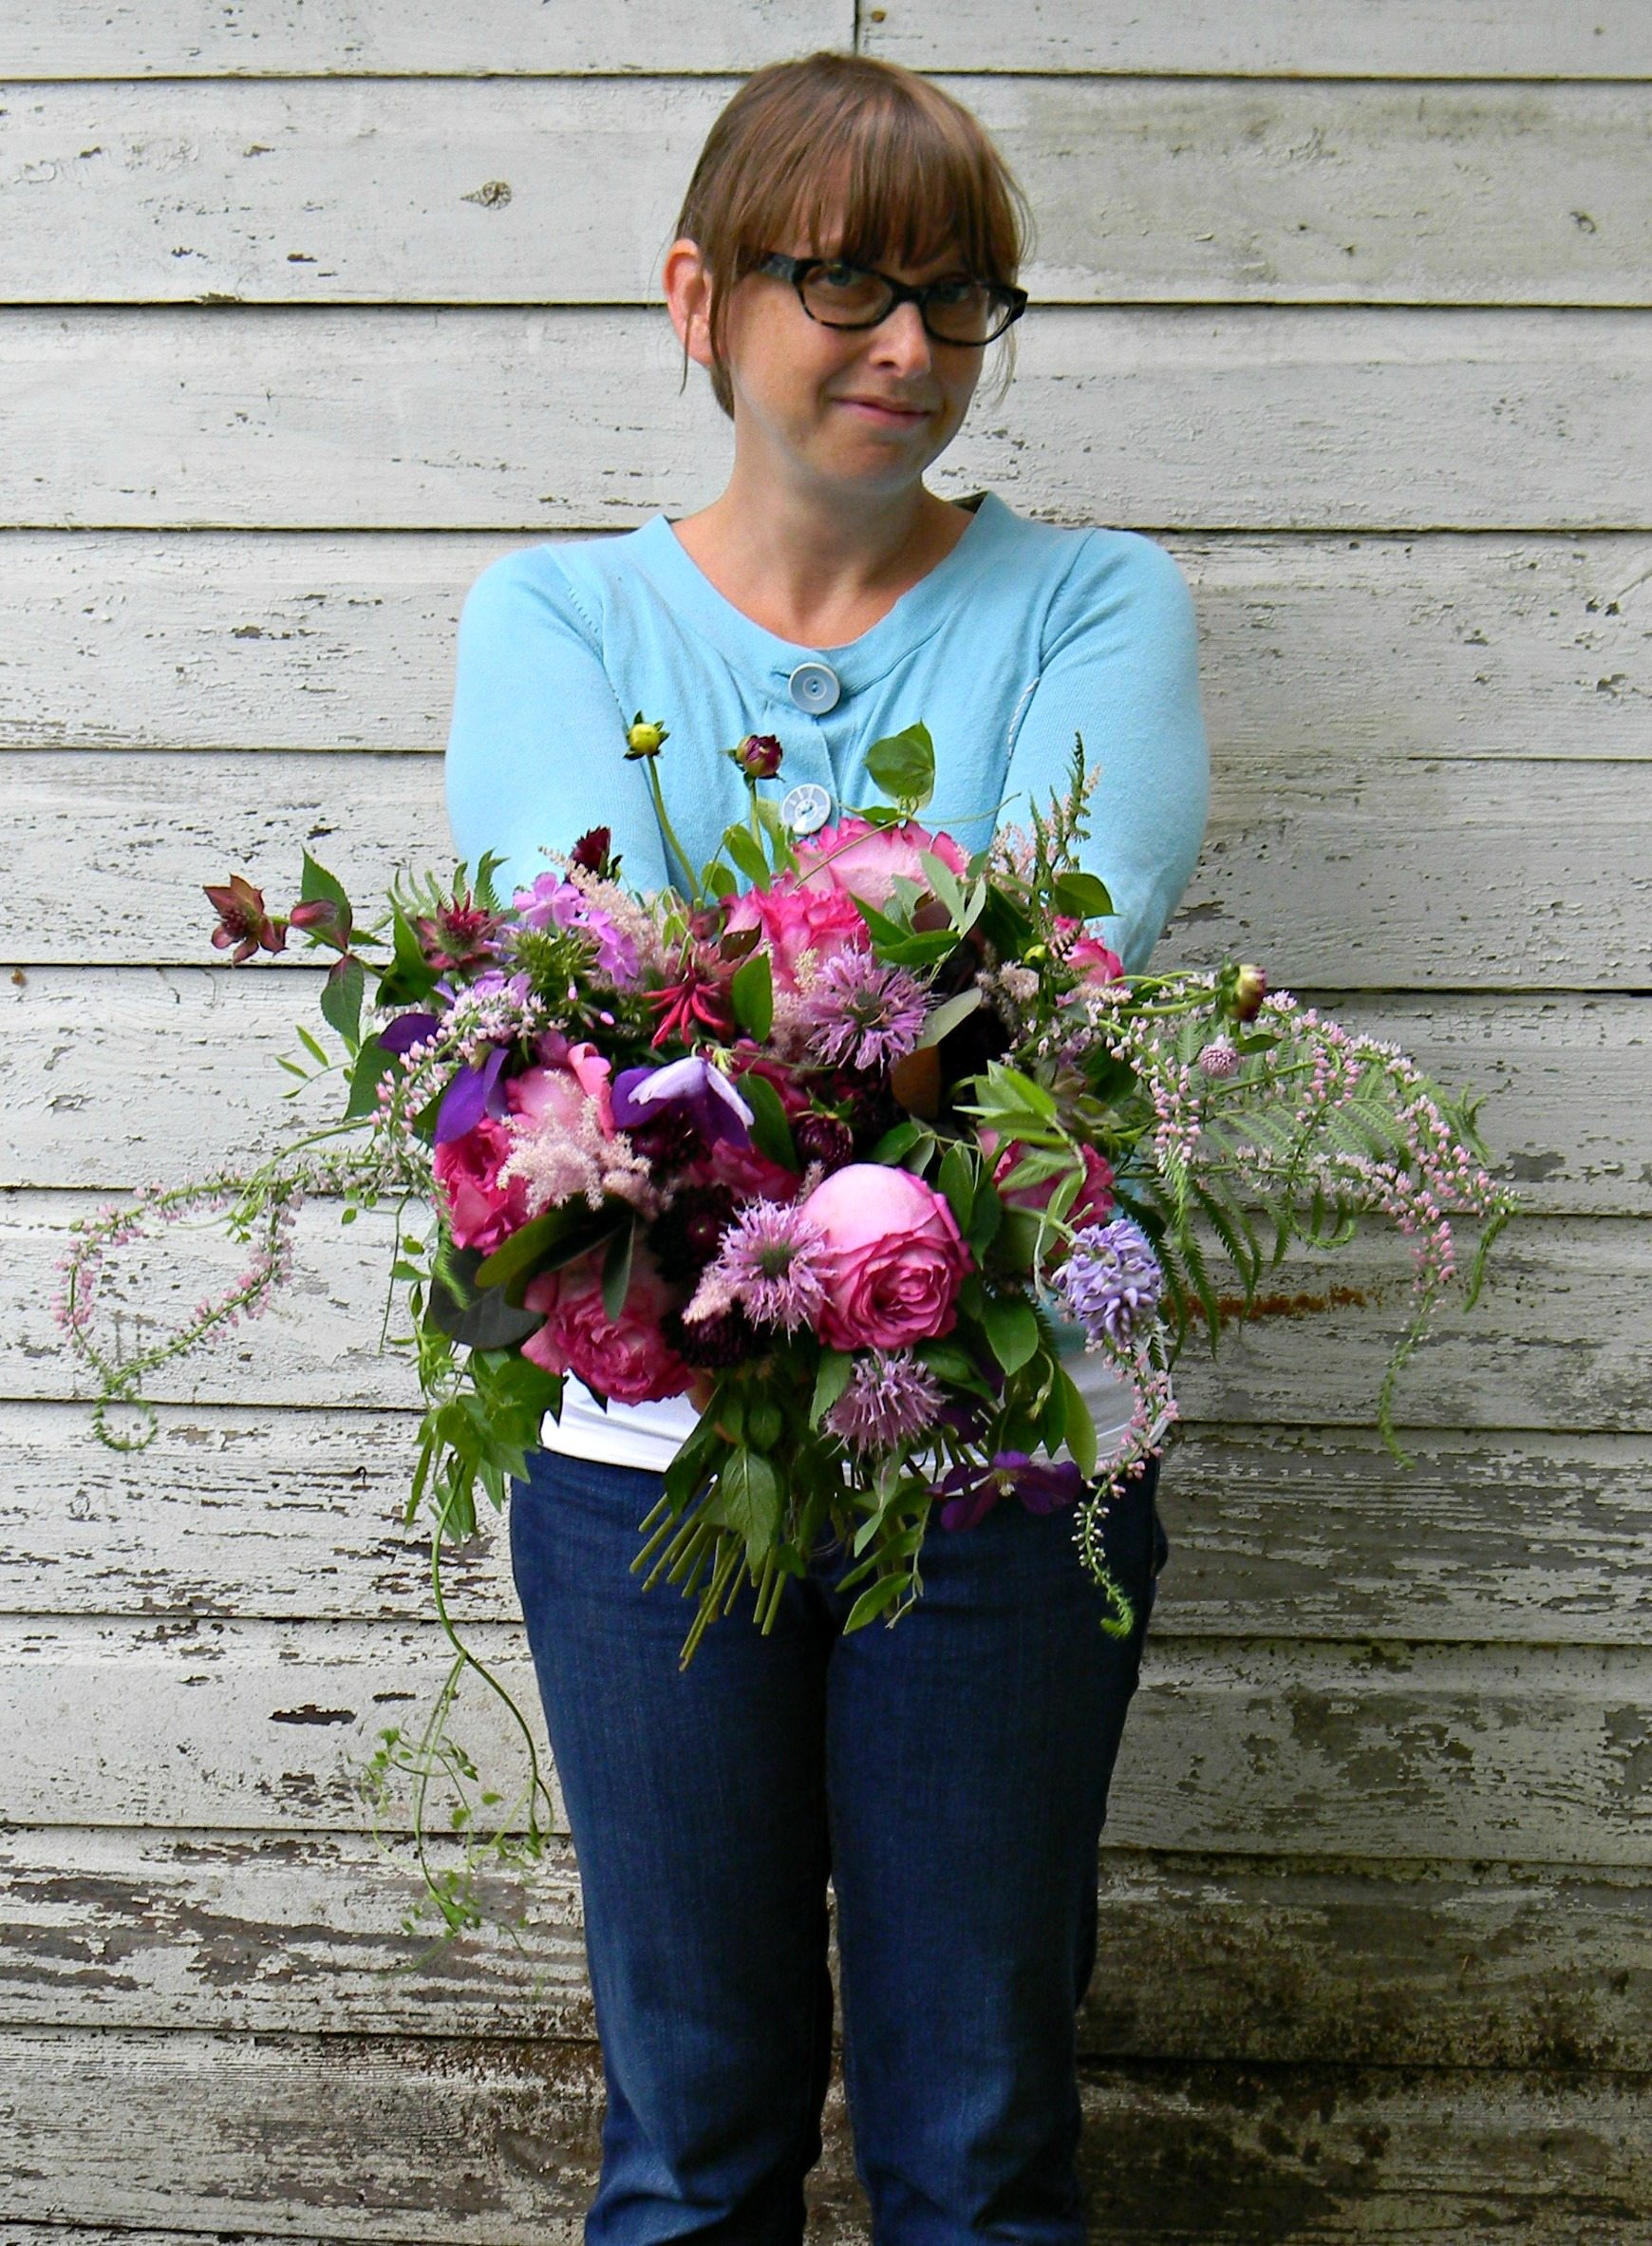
left=288, top=896, right=352, bottom=951
left=792, top=1112, right=854, bottom=1175
left=570, top=826, right=612, bottom=876
left=204, top=875, right=286, bottom=965
left=728, top=732, right=783, bottom=781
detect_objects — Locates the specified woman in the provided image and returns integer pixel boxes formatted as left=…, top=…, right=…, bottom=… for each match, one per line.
left=445, top=50, right=1208, bottom=2245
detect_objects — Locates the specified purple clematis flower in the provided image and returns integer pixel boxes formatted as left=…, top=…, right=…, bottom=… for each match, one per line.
left=377, top=1010, right=441, bottom=1056
left=610, top=1054, right=754, bottom=1149
left=933, top=1451, right=1087, bottom=1533
left=434, top=1044, right=511, bottom=1144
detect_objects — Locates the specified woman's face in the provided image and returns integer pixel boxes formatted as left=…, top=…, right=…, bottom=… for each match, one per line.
left=680, top=223, right=986, bottom=499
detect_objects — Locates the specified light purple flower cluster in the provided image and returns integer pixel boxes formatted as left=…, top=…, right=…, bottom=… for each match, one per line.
left=824, top=1349, right=944, bottom=1453
left=804, top=952, right=929, bottom=1072
left=1054, top=1216, right=1163, bottom=1347
left=512, top=872, right=640, bottom=991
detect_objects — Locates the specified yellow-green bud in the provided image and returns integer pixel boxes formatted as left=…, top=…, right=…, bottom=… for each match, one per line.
left=625, top=711, right=669, bottom=760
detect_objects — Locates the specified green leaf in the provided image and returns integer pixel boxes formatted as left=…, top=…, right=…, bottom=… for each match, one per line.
left=474, top=1203, right=622, bottom=1296
left=735, top=1070, right=798, bottom=1172
left=914, top=1335, right=994, bottom=1397
left=811, top=1349, right=854, bottom=1427
left=300, top=852, right=352, bottom=915
left=296, top=1023, right=329, bottom=1066
left=937, top=1142, right=975, bottom=1233
left=916, top=848, right=968, bottom=922
left=916, top=986, right=983, bottom=1049
left=1050, top=869, right=1114, bottom=920
left=344, top=1040, right=393, bottom=1121
left=711, top=1447, right=782, bottom=1569
left=375, top=904, right=440, bottom=1008
left=864, top=722, right=935, bottom=807
left=844, top=1571, right=910, bottom=1631
left=867, top=1119, right=925, bottom=1165
left=699, top=860, right=739, bottom=899
left=601, top=1220, right=635, bottom=1321
left=746, top=1400, right=782, bottom=1451
left=318, top=952, right=366, bottom=1048
left=1058, top=1367, right=1098, bottom=1479
left=984, top=1293, right=1040, bottom=1376
left=719, top=823, right=770, bottom=887
left=730, top=951, right=774, bottom=1041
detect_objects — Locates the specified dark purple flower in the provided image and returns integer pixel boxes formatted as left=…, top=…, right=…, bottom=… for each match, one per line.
left=933, top=1451, right=1086, bottom=1533
left=611, top=1055, right=753, bottom=1149
left=728, top=733, right=783, bottom=780
left=377, top=1010, right=441, bottom=1056
left=435, top=1044, right=511, bottom=1144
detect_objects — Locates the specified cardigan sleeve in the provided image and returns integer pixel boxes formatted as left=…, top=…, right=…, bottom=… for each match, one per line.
left=444, top=547, right=672, bottom=898
left=1003, top=531, right=1209, bottom=972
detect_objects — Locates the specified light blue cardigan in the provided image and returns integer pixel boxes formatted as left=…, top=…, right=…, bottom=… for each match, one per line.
left=446, top=488, right=1209, bottom=974
left=444, top=488, right=1210, bottom=1470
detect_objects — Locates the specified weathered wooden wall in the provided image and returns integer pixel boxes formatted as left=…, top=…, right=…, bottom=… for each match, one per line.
left=2, top=4, right=1649, bottom=2238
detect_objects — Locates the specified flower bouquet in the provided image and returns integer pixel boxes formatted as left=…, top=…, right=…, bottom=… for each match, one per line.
left=59, top=717, right=1514, bottom=1934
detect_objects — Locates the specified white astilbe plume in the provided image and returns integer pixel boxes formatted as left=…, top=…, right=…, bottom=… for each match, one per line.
left=499, top=1105, right=661, bottom=1216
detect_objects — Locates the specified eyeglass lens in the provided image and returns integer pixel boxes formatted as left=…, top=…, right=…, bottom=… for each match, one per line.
left=801, top=263, right=1016, bottom=343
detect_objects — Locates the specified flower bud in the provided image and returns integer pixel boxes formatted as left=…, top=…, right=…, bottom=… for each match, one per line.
left=1232, top=964, right=1267, bottom=1021
left=1198, top=1036, right=1239, bottom=1079
left=570, top=825, right=612, bottom=875
left=625, top=712, right=669, bottom=760
left=728, top=732, right=783, bottom=780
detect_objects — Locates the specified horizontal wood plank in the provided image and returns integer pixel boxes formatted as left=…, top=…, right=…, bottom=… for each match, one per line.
left=5, top=79, right=1650, bottom=308
left=4, top=1826, right=1650, bottom=2070
left=7, top=1406, right=1652, bottom=1648
left=0, top=1, right=1644, bottom=78
left=8, top=1192, right=1643, bottom=1433
left=8, top=749, right=1651, bottom=985
left=5, top=2028, right=1651, bottom=2241
left=0, top=531, right=1648, bottom=761
left=3, top=308, right=1650, bottom=531
left=0, top=0, right=848, bottom=77
left=3, top=1614, right=1649, bottom=1865
left=5, top=973, right=1643, bottom=1215
left=862, top=4, right=1652, bottom=80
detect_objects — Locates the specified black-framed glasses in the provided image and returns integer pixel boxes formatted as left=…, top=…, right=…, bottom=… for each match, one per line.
left=757, top=253, right=1028, bottom=347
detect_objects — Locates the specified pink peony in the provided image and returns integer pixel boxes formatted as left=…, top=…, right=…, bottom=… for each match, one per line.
left=433, top=1118, right=530, bottom=1255
left=984, top=1133, right=1117, bottom=1235
left=800, top=1161, right=971, bottom=1352
left=1054, top=915, right=1123, bottom=986
left=520, top=1245, right=690, bottom=1405
left=795, top=816, right=967, bottom=913
left=722, top=873, right=868, bottom=995
left=510, top=1039, right=615, bottom=1136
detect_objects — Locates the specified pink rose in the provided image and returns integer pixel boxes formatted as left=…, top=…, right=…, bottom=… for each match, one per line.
left=1054, top=916, right=1123, bottom=986
left=984, top=1133, right=1116, bottom=1235
left=722, top=874, right=868, bottom=995
left=801, top=1161, right=971, bottom=1351
left=433, top=1118, right=529, bottom=1255
left=520, top=1244, right=690, bottom=1406
left=795, top=817, right=968, bottom=913
left=510, top=1039, right=615, bottom=1136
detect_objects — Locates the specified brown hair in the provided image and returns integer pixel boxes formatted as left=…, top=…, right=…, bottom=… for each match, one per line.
left=671, top=51, right=1034, bottom=421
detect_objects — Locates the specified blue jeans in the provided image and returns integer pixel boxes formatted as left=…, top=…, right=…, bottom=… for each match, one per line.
left=509, top=1447, right=1168, bottom=2246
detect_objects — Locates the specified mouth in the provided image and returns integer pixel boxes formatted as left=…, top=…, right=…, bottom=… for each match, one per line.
left=835, top=398, right=931, bottom=426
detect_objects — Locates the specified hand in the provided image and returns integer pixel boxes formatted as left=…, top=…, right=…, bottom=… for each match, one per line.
left=686, top=1369, right=717, bottom=1414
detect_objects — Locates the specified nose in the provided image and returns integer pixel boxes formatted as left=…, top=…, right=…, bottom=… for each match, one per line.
left=868, top=297, right=934, bottom=372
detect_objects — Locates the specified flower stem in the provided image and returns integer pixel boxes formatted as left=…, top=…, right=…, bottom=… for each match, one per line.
left=646, top=762, right=699, bottom=904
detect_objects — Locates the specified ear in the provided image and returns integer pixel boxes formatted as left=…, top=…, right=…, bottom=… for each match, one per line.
left=663, top=236, right=716, bottom=371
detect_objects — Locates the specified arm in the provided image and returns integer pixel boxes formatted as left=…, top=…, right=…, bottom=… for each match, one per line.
left=444, top=548, right=670, bottom=897
left=1004, top=532, right=1209, bottom=972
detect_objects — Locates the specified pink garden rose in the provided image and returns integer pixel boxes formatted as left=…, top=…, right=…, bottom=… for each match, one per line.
left=509, top=1037, right=615, bottom=1135
left=520, top=1245, right=690, bottom=1405
left=1054, top=915, right=1123, bottom=986
left=722, top=873, right=867, bottom=995
left=432, top=1118, right=529, bottom=1255
left=800, top=1161, right=971, bottom=1352
left=795, top=816, right=967, bottom=914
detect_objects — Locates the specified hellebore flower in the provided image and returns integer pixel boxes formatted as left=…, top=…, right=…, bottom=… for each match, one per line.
left=610, top=1053, right=754, bottom=1150
left=205, top=875, right=286, bottom=964
left=729, top=732, right=784, bottom=780
left=933, top=1451, right=1087, bottom=1533
left=434, top=1043, right=512, bottom=1145
left=414, top=891, right=500, bottom=977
